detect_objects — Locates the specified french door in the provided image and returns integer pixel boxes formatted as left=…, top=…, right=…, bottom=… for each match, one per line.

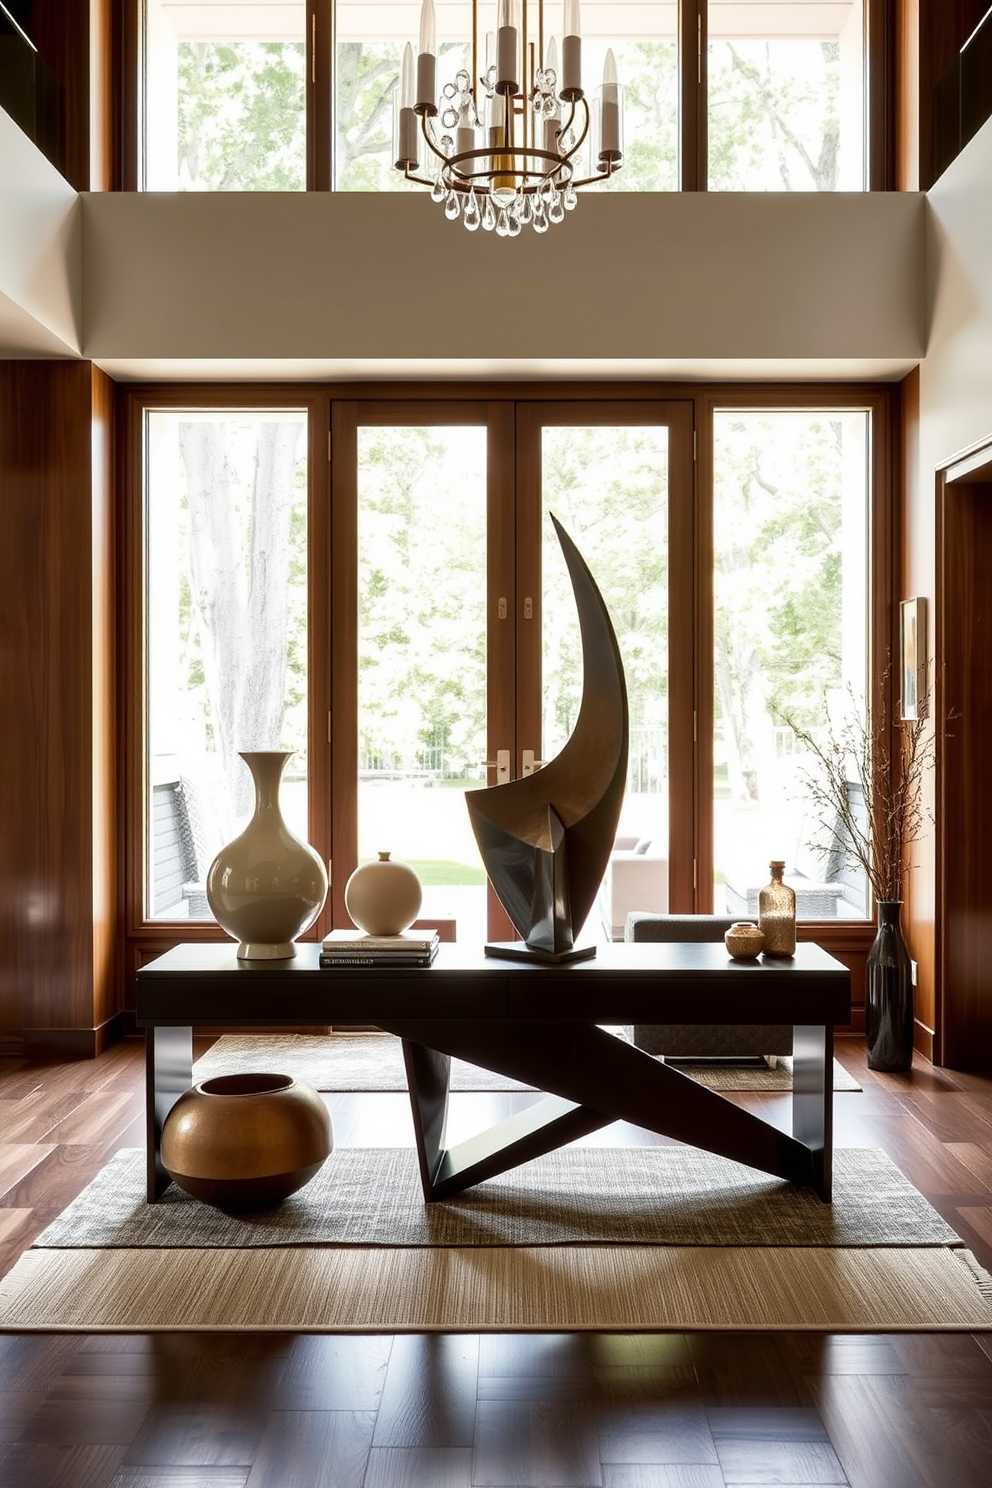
left=330, top=398, right=695, bottom=943
left=127, top=383, right=887, bottom=988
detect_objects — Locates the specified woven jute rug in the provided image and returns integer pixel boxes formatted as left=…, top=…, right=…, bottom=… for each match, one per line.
left=193, top=1033, right=861, bottom=1093
left=2, top=1244, right=990, bottom=1333
left=3, top=1145, right=990, bottom=1333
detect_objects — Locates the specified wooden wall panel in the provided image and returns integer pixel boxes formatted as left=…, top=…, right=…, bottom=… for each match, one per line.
left=896, top=369, right=937, bottom=1060
left=936, top=471, right=992, bottom=1070
left=798, top=931, right=869, bottom=1033
left=895, top=0, right=920, bottom=190
left=0, top=361, right=119, bottom=1054
left=27, top=0, right=117, bottom=191
left=90, top=366, right=118, bottom=1030
left=917, top=0, right=991, bottom=188
left=30, top=0, right=88, bottom=190
left=90, top=0, right=118, bottom=192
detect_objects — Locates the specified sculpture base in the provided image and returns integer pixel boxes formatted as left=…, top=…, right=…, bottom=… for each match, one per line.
left=484, top=941, right=598, bottom=965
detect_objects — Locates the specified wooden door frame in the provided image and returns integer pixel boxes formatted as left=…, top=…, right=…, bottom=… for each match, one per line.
left=329, top=399, right=504, bottom=933
left=513, top=400, right=697, bottom=912
left=119, top=386, right=331, bottom=1005
left=695, top=386, right=896, bottom=960
left=119, top=380, right=894, bottom=1010
left=934, top=434, right=992, bottom=1068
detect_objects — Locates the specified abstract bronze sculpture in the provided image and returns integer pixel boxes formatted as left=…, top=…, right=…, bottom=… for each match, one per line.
left=466, top=514, right=629, bottom=962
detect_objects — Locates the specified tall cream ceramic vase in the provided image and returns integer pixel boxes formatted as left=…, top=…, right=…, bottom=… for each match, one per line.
left=206, top=751, right=328, bottom=960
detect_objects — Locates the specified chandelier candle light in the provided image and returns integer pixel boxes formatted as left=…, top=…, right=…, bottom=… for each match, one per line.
left=395, top=0, right=623, bottom=235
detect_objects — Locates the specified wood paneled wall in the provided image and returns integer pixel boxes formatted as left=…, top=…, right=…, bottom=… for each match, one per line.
left=914, top=0, right=991, bottom=189
left=897, top=368, right=938, bottom=1061
left=28, top=0, right=117, bottom=191
left=936, top=461, right=992, bottom=1069
left=896, top=0, right=920, bottom=190
left=0, top=362, right=119, bottom=1055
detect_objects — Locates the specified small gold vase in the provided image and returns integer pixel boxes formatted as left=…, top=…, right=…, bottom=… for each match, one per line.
left=758, top=859, right=797, bottom=957
left=161, top=1072, right=333, bottom=1212
left=724, top=921, right=764, bottom=960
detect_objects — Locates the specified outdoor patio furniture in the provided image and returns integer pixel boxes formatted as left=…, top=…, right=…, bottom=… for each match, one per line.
left=598, top=835, right=669, bottom=941
left=624, top=912, right=793, bottom=1061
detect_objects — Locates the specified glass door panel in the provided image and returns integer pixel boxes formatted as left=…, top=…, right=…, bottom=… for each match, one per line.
left=526, top=412, right=684, bottom=943
left=355, top=424, right=489, bottom=944
left=144, top=407, right=309, bottom=921
left=711, top=408, right=870, bottom=922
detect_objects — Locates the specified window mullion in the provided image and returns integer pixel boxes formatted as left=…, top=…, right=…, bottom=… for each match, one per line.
left=681, top=0, right=706, bottom=190
left=309, top=0, right=333, bottom=190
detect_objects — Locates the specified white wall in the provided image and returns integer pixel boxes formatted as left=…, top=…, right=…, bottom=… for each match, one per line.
left=0, top=94, right=930, bottom=378
left=79, top=189, right=925, bottom=375
left=0, top=110, right=81, bottom=357
left=919, top=114, right=992, bottom=479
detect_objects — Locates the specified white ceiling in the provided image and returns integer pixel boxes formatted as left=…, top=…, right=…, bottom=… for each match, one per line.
left=157, top=1, right=860, bottom=43
left=91, top=356, right=918, bottom=383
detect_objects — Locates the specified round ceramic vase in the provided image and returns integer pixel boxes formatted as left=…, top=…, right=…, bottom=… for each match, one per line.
left=344, top=851, right=423, bottom=936
left=161, top=1072, right=333, bottom=1212
left=206, top=750, right=328, bottom=960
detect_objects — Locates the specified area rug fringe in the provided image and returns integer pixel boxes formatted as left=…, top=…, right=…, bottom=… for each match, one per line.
left=2, top=1244, right=990, bottom=1333
left=954, top=1246, right=992, bottom=1299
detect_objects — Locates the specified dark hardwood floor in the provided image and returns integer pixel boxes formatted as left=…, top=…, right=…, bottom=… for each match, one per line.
left=1, top=1035, right=992, bottom=1488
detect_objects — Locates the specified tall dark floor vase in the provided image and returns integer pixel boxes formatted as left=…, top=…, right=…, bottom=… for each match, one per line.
left=865, top=901, right=915, bottom=1071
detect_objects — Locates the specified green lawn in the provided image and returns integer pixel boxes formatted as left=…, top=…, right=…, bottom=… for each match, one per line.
left=405, top=859, right=488, bottom=887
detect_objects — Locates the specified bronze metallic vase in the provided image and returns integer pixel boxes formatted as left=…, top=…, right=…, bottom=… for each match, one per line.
left=466, top=514, right=629, bottom=962
left=161, top=1072, right=333, bottom=1211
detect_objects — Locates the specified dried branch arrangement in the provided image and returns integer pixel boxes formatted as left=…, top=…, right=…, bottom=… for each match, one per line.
left=783, top=676, right=935, bottom=905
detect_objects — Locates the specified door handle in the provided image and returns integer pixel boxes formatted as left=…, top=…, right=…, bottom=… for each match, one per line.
left=522, top=749, right=546, bottom=776
left=480, top=749, right=511, bottom=785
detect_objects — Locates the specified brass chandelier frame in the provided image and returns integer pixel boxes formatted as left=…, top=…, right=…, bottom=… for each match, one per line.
left=396, top=0, right=621, bottom=217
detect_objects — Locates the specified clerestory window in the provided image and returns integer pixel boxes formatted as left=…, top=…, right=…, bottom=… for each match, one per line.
left=135, top=1, right=878, bottom=193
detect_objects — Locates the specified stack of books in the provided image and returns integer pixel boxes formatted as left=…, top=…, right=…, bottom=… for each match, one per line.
left=318, top=928, right=440, bottom=969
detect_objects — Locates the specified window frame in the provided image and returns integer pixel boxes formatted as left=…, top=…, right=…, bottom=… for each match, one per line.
left=695, top=384, right=897, bottom=959
left=121, top=383, right=333, bottom=957
left=692, top=0, right=891, bottom=192
left=121, top=380, right=897, bottom=1005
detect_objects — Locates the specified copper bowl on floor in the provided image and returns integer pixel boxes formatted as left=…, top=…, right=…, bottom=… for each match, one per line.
left=161, top=1072, right=332, bottom=1212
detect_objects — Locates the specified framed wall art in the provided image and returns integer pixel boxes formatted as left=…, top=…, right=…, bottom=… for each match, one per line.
left=900, top=597, right=928, bottom=720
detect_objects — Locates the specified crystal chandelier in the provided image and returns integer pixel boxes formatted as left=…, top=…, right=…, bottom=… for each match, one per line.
left=394, top=1, right=623, bottom=235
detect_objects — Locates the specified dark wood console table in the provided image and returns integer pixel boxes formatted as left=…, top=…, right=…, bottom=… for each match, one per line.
left=136, top=940, right=850, bottom=1204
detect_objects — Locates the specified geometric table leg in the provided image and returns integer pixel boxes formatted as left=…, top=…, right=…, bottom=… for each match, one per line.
left=401, top=1037, right=615, bottom=1201
left=792, top=1023, right=834, bottom=1201
left=145, top=1024, right=193, bottom=1202
left=401, top=1040, right=452, bottom=1195
left=385, top=1019, right=822, bottom=1201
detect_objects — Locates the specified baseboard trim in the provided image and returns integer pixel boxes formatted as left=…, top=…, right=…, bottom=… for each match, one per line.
left=24, top=1013, right=126, bottom=1060
left=913, top=1018, right=935, bottom=1063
